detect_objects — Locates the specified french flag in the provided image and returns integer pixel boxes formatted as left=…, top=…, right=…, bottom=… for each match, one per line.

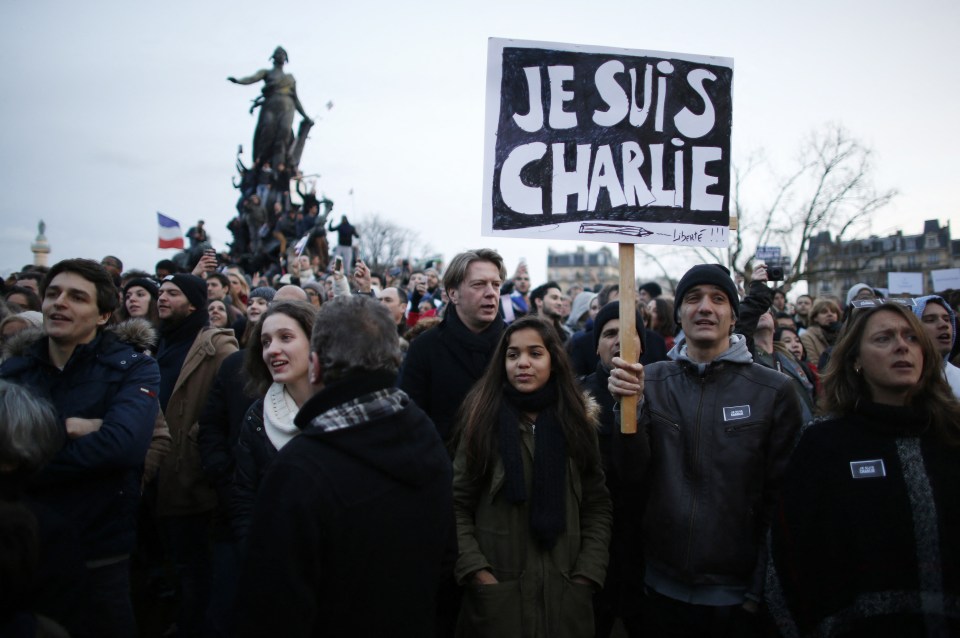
left=157, top=212, right=185, bottom=250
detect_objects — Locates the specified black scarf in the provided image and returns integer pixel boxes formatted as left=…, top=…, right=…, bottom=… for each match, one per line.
left=442, top=304, right=505, bottom=379
left=156, top=309, right=209, bottom=412
left=854, top=400, right=930, bottom=437
left=498, top=379, right=567, bottom=549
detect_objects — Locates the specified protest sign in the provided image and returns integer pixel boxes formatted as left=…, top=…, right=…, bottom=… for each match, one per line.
left=482, top=38, right=734, bottom=247
left=887, top=272, right=923, bottom=295
left=931, top=268, right=960, bottom=292
left=755, top=246, right=781, bottom=263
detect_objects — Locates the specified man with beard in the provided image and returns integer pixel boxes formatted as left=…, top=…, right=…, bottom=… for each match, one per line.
left=530, top=281, right=571, bottom=341
left=154, top=274, right=237, bottom=637
left=502, top=262, right=532, bottom=322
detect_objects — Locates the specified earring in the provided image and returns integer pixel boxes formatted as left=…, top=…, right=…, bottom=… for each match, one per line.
left=854, top=366, right=862, bottom=375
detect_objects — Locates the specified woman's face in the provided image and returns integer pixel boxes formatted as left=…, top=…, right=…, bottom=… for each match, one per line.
left=588, top=297, right=600, bottom=320
left=505, top=328, right=551, bottom=393
left=646, top=300, right=659, bottom=329
left=856, top=311, right=923, bottom=405
left=815, top=305, right=838, bottom=327
left=125, top=286, right=151, bottom=319
left=261, top=313, right=310, bottom=387
left=304, top=287, right=321, bottom=308
left=229, top=275, right=243, bottom=296
left=247, top=297, right=269, bottom=323
left=208, top=301, right=228, bottom=328
left=779, top=331, right=804, bottom=360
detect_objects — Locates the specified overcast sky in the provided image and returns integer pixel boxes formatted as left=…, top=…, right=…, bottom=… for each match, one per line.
left=1, top=0, right=957, bottom=286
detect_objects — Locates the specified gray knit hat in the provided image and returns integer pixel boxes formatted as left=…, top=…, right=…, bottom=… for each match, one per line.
left=249, top=286, right=277, bottom=303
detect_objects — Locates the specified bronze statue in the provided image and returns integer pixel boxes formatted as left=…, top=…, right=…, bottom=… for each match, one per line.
left=228, top=46, right=313, bottom=170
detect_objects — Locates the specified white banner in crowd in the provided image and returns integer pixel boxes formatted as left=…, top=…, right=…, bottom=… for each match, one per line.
left=482, top=38, right=734, bottom=247
left=887, top=272, right=924, bottom=295
left=931, top=268, right=960, bottom=292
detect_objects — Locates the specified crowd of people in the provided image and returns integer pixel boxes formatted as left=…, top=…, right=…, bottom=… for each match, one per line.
left=1, top=246, right=959, bottom=638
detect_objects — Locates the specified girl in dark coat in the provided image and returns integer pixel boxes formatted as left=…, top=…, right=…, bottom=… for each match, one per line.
left=453, top=315, right=612, bottom=638
left=231, top=301, right=317, bottom=544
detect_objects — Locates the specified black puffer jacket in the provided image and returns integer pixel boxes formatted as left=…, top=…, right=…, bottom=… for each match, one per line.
left=615, top=335, right=802, bottom=600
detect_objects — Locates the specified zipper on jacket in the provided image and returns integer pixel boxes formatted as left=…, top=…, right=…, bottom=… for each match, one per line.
left=650, top=409, right=681, bottom=431
left=724, top=421, right=763, bottom=434
left=683, top=374, right=706, bottom=570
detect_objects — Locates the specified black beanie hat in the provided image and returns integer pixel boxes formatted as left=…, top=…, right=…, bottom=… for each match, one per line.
left=593, top=300, right=646, bottom=356
left=638, top=281, right=662, bottom=298
left=123, top=277, right=159, bottom=300
left=162, top=274, right=207, bottom=309
left=673, top=264, right=739, bottom=322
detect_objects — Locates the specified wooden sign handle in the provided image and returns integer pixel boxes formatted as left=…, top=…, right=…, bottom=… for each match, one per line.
left=618, top=243, right=637, bottom=433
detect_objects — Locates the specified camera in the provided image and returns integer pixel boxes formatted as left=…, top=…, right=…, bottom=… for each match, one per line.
left=768, top=266, right=784, bottom=281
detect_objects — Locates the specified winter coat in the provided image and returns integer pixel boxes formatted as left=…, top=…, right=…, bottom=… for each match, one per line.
left=452, top=396, right=612, bottom=638
left=229, top=398, right=277, bottom=545
left=614, top=335, right=802, bottom=602
left=799, top=324, right=832, bottom=367
left=156, top=326, right=238, bottom=517
left=400, top=306, right=505, bottom=444
left=234, top=372, right=454, bottom=638
left=0, top=320, right=160, bottom=560
left=197, top=349, right=258, bottom=515
left=767, top=402, right=960, bottom=636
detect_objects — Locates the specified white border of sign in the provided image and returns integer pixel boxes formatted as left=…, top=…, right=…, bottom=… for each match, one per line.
left=482, top=37, right=734, bottom=247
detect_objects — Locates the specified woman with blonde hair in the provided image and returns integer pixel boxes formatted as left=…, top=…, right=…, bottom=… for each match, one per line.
left=767, top=302, right=960, bottom=635
left=453, top=315, right=611, bottom=637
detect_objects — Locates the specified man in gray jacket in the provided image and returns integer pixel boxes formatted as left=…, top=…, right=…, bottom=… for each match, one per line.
left=608, top=264, right=802, bottom=637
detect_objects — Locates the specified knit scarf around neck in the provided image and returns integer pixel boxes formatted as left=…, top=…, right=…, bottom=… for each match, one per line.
left=263, top=382, right=301, bottom=451
left=498, top=378, right=567, bottom=549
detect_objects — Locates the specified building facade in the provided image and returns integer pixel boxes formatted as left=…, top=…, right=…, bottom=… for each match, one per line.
left=546, top=245, right=620, bottom=292
left=806, top=219, right=960, bottom=298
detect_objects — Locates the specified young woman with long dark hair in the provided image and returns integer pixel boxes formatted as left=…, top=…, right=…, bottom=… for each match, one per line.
left=452, top=315, right=611, bottom=637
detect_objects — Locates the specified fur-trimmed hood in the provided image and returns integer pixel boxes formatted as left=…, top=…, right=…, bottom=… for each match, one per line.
left=1, top=318, right=158, bottom=360
left=583, top=390, right=601, bottom=429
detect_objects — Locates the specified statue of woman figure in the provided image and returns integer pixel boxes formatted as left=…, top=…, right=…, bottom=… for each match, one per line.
left=228, top=47, right=313, bottom=167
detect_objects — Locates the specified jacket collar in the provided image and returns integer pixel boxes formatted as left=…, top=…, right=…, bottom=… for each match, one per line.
left=294, top=370, right=398, bottom=430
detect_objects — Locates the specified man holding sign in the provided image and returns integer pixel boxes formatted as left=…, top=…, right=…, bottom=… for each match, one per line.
left=608, top=264, right=801, bottom=636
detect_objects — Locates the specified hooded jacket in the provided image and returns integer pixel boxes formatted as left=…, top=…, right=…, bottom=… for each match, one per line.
left=0, top=320, right=161, bottom=560
left=234, top=372, right=454, bottom=637
left=912, top=295, right=960, bottom=397
left=615, top=335, right=802, bottom=603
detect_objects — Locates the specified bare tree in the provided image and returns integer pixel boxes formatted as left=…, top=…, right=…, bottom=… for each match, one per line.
left=355, top=213, right=433, bottom=274
left=655, top=124, right=897, bottom=287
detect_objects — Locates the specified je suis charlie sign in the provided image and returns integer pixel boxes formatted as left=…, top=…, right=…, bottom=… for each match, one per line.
left=482, top=38, right=734, bottom=247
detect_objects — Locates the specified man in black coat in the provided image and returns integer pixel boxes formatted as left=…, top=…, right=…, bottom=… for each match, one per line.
left=399, top=248, right=507, bottom=445
left=235, top=296, right=453, bottom=637
left=580, top=301, right=647, bottom=637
